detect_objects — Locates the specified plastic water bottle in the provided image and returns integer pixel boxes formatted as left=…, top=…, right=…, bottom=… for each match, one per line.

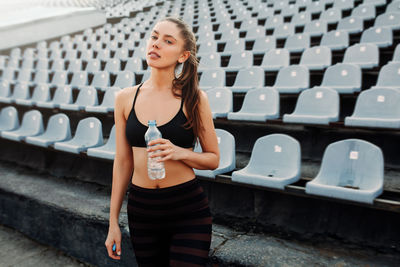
left=145, top=120, right=165, bottom=180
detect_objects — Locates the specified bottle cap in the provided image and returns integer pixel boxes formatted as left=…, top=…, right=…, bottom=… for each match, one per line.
left=148, top=120, right=157, bottom=126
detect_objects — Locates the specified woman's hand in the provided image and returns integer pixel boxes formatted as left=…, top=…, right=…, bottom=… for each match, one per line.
left=147, top=138, right=188, bottom=162
left=105, top=224, right=122, bottom=260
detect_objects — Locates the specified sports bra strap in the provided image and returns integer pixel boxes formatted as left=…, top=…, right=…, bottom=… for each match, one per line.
left=132, top=82, right=144, bottom=108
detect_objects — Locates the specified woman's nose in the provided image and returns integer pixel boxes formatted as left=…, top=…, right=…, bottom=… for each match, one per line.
left=152, top=39, right=160, bottom=48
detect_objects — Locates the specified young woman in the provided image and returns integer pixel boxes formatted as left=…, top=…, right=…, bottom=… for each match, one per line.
left=104, top=17, right=220, bottom=266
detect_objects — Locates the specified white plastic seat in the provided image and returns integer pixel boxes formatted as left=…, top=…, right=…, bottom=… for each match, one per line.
left=206, top=87, right=232, bottom=119
left=70, top=71, right=88, bottom=88
left=112, top=71, right=135, bottom=90
left=300, top=46, right=332, bottom=70
left=25, top=113, right=71, bottom=147
left=320, top=63, right=361, bottom=94
left=228, top=87, right=279, bottom=122
left=391, top=44, right=400, bottom=63
left=199, top=53, right=220, bottom=71
left=31, top=70, right=50, bottom=85
left=265, top=15, right=283, bottom=30
left=222, top=39, right=245, bottom=55
left=86, top=87, right=120, bottom=113
left=374, top=12, right=400, bottom=30
left=386, top=1, right=400, bottom=13
left=87, top=125, right=116, bottom=160
left=225, top=51, right=253, bottom=72
left=343, top=43, right=379, bottom=69
left=51, top=71, right=68, bottom=86
left=360, top=26, right=393, bottom=48
left=260, top=48, right=290, bottom=71
left=303, top=20, right=328, bottom=37
left=320, top=8, right=342, bottom=24
left=245, top=26, right=266, bottom=41
left=199, top=69, right=225, bottom=90
left=345, top=87, right=400, bottom=129
left=0, top=80, right=11, bottom=100
left=85, top=59, right=101, bottom=73
left=273, top=23, right=294, bottom=39
left=284, top=33, right=310, bottom=53
left=252, top=36, right=276, bottom=54
left=337, top=16, right=364, bottom=34
left=59, top=87, right=98, bottom=111
left=291, top=11, right=311, bottom=27
left=232, top=134, right=301, bottom=190
left=104, top=58, right=121, bottom=73
left=54, top=117, right=103, bottom=154
left=266, top=65, right=309, bottom=93
left=90, top=71, right=110, bottom=90
left=16, top=84, right=51, bottom=106
left=283, top=87, right=339, bottom=125
left=36, top=85, right=73, bottom=109
left=1, top=110, right=44, bottom=141
left=0, top=106, right=19, bottom=133
left=305, top=139, right=383, bottom=204
left=351, top=4, right=376, bottom=20
left=194, top=129, right=235, bottom=178
left=333, top=0, right=354, bottom=10
left=320, top=30, right=349, bottom=51
left=373, top=62, right=400, bottom=89
left=4, top=82, right=30, bottom=104
left=230, top=67, right=264, bottom=93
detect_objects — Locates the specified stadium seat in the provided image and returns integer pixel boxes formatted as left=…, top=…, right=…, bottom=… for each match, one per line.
left=21, top=58, right=34, bottom=70
left=54, top=117, right=103, bottom=154
left=360, top=26, right=393, bottom=48
left=284, top=33, right=310, bottom=53
left=1, top=67, right=16, bottom=81
left=265, top=15, right=283, bottom=30
left=306, top=1, right=325, bottom=14
left=65, top=49, right=78, bottom=61
left=15, top=69, right=32, bottom=84
left=114, top=48, right=129, bottom=61
left=16, top=84, right=50, bottom=106
left=260, top=48, right=290, bottom=71
left=51, top=71, right=68, bottom=86
left=230, top=67, right=264, bottom=93
left=252, top=36, right=276, bottom=54
left=67, top=59, right=83, bottom=72
left=59, top=86, right=98, bottom=111
left=87, top=125, right=116, bottom=160
left=305, top=139, right=383, bottom=204
left=239, top=19, right=258, bottom=31
left=227, top=87, right=279, bottom=122
left=373, top=62, right=400, bottom=89
left=266, top=65, right=309, bottom=93
left=7, top=58, right=20, bottom=69
left=386, top=1, right=400, bottom=13
left=320, top=8, right=342, bottom=24
left=0, top=80, right=11, bottom=99
left=0, top=106, right=19, bottom=133
left=283, top=87, right=339, bottom=125
left=333, top=0, right=354, bottom=10
left=363, top=0, right=386, bottom=7
left=206, top=87, right=233, bottom=119
left=244, top=26, right=266, bottom=41
left=291, top=11, right=312, bottom=27
left=1, top=82, right=30, bottom=104
left=352, top=4, right=376, bottom=20
left=199, top=69, right=225, bottom=90
left=320, top=30, right=349, bottom=51
left=231, top=134, right=301, bottom=190
left=25, top=113, right=71, bottom=147
left=70, top=71, right=88, bottom=88
left=374, top=12, right=400, bottom=30
left=343, top=43, right=379, bottom=69
left=320, top=63, right=362, bottom=93
left=124, top=57, right=145, bottom=73
left=273, top=23, right=295, bottom=39
left=222, top=39, right=245, bottom=55
left=85, top=59, right=101, bottom=73
left=194, top=129, right=235, bottom=178
left=86, top=87, right=120, bottom=113
left=1, top=110, right=44, bottom=141
left=337, top=16, right=364, bottom=34
left=219, top=28, right=239, bottom=42
left=303, top=20, right=328, bottom=37
left=345, top=87, right=400, bottom=129
left=112, top=71, right=135, bottom=90
left=225, top=51, right=253, bottom=72
left=300, top=46, right=332, bottom=70
left=199, top=53, right=220, bottom=71
left=391, top=44, right=400, bottom=63
left=36, top=85, right=73, bottom=109
left=104, top=58, right=121, bottom=73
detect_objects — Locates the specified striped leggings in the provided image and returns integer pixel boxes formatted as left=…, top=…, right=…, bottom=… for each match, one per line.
left=127, top=178, right=212, bottom=267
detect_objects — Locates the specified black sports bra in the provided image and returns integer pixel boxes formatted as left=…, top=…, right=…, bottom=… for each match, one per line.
left=125, top=83, right=195, bottom=148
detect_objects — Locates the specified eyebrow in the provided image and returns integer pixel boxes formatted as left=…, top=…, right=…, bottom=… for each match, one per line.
left=153, top=30, right=177, bottom=41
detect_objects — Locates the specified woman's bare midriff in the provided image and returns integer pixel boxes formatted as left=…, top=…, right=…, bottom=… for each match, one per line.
left=130, top=147, right=196, bottom=189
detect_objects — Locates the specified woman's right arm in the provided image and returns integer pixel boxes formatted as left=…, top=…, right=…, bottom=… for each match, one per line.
left=105, top=88, right=134, bottom=259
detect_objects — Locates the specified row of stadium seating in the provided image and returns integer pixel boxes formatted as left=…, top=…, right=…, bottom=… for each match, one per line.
left=0, top=106, right=384, bottom=205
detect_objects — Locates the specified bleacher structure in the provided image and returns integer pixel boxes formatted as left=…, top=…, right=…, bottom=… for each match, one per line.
left=1, top=0, right=400, bottom=266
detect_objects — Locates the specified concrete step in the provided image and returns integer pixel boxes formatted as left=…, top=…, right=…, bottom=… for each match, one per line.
left=1, top=160, right=400, bottom=266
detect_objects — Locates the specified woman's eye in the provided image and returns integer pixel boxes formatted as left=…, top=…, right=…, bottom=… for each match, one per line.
left=151, top=35, right=157, bottom=40
left=166, top=40, right=173, bottom=44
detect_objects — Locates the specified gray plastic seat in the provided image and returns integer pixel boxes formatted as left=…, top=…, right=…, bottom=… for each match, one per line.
left=333, top=0, right=354, bottom=10
left=343, top=43, right=379, bottom=69
left=87, top=125, right=116, bottom=160
left=3, top=82, right=30, bottom=104
left=228, top=87, right=279, bottom=122
left=1, top=67, right=16, bottom=81
left=54, top=117, right=103, bottom=154
left=59, top=86, right=98, bottom=111
left=230, top=67, right=264, bottom=93
left=265, top=15, right=283, bottom=30
left=70, top=71, right=88, bottom=88
left=25, top=113, right=71, bottom=147
left=261, top=48, right=290, bottom=71
left=391, top=44, right=400, bottom=63
left=361, top=26, right=393, bottom=48
left=124, top=57, right=146, bottom=73
left=245, top=26, right=266, bottom=42
left=67, top=59, right=82, bottom=72
left=90, top=71, right=110, bottom=90
left=51, top=59, right=65, bottom=71
left=351, top=4, right=376, bottom=20
left=219, top=28, right=239, bottom=42
left=1, top=110, right=44, bottom=141
left=112, top=71, right=135, bottom=90
left=387, top=1, right=400, bottom=13
left=0, top=80, right=11, bottom=100
left=86, top=87, right=120, bottom=113
left=305, top=139, right=383, bottom=204
left=199, top=53, right=220, bottom=71
left=252, top=36, right=276, bottom=54
left=14, top=69, right=32, bottom=84
left=266, top=65, right=309, bottom=93
left=300, top=46, right=332, bottom=70
left=283, top=87, right=339, bottom=125
left=16, top=84, right=51, bottom=106
left=320, top=63, right=361, bottom=94
left=320, top=30, right=349, bottom=51
left=36, top=85, right=73, bottom=109
left=197, top=41, right=217, bottom=56
left=374, top=12, right=400, bottom=30
left=337, top=16, right=364, bottom=34
left=115, top=48, right=129, bottom=60
left=31, top=70, right=49, bottom=85
left=194, top=129, right=235, bottom=178
left=51, top=71, right=68, bottom=86
left=303, top=20, right=327, bottom=37
left=199, top=69, right=225, bottom=91
left=284, top=33, right=310, bottom=53
left=273, top=23, right=294, bottom=39
left=206, top=87, right=232, bottom=119
left=85, top=59, right=101, bottom=73
left=373, top=62, right=400, bottom=89
left=291, top=11, right=311, bottom=27
left=345, top=87, right=400, bottom=129
left=232, top=134, right=301, bottom=190
left=225, top=51, right=253, bottom=72
left=320, top=8, right=342, bottom=24
left=222, top=39, right=245, bottom=55
left=0, top=106, right=19, bottom=133
left=104, top=58, right=121, bottom=73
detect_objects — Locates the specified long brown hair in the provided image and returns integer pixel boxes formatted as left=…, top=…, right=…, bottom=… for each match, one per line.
left=159, top=17, right=202, bottom=141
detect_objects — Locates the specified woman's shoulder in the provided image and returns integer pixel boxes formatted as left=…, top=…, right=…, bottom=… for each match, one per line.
left=116, top=85, right=140, bottom=103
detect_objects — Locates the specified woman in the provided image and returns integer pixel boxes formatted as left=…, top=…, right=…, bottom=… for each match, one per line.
left=104, top=17, right=220, bottom=266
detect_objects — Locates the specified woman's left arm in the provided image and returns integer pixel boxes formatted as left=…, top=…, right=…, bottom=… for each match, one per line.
left=147, top=90, right=220, bottom=170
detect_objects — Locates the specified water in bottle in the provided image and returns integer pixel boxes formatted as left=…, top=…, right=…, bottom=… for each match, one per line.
left=145, top=120, right=165, bottom=180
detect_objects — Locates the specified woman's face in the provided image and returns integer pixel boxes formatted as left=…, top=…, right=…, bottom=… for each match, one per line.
left=146, top=20, right=189, bottom=70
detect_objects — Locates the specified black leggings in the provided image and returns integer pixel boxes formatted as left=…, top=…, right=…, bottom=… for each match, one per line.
left=127, top=178, right=212, bottom=267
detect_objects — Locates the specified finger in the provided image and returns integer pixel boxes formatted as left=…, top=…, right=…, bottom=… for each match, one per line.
left=152, top=149, right=172, bottom=158
left=116, top=242, right=122, bottom=256
left=159, top=154, right=172, bottom=162
left=148, top=144, right=170, bottom=153
left=106, top=243, right=120, bottom=260
left=148, top=138, right=165, bottom=147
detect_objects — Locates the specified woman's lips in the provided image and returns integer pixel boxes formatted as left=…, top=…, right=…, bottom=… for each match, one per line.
left=148, top=51, right=160, bottom=59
